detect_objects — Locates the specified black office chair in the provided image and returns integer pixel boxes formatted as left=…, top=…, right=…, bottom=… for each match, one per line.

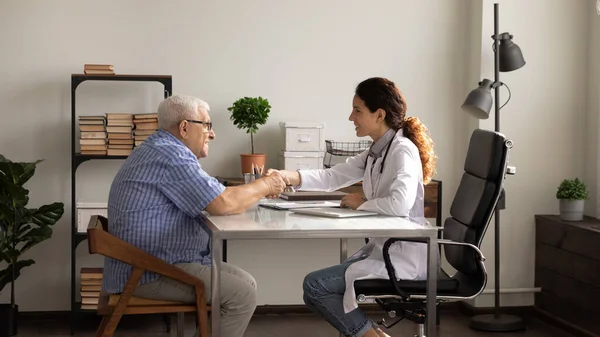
left=354, top=128, right=514, bottom=337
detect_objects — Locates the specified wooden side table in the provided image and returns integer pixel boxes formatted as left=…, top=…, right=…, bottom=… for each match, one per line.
left=534, top=214, right=600, bottom=335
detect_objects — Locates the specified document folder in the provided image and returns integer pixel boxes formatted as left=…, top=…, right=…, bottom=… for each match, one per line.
left=279, top=191, right=347, bottom=201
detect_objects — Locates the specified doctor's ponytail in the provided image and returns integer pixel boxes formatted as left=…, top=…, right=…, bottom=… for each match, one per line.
left=355, top=77, right=437, bottom=184
left=402, top=116, right=436, bottom=184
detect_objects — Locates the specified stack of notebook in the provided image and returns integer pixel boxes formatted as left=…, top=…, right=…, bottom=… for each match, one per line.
left=278, top=191, right=347, bottom=201
left=80, top=267, right=103, bottom=310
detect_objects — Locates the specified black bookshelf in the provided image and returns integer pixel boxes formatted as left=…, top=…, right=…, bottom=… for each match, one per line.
left=70, top=74, right=172, bottom=334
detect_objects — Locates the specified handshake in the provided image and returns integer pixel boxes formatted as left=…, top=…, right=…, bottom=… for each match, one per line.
left=257, top=169, right=297, bottom=198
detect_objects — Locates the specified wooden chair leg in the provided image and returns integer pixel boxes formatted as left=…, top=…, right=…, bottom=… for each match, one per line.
left=176, top=312, right=185, bottom=337
left=163, top=314, right=172, bottom=332
left=195, top=285, right=210, bottom=337
left=94, top=316, right=110, bottom=337
left=102, top=268, right=144, bottom=336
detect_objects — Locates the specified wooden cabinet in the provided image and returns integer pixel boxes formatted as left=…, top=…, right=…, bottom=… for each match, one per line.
left=534, top=215, right=600, bottom=335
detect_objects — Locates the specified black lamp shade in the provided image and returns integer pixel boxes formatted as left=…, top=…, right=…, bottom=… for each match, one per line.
left=461, top=79, right=493, bottom=119
left=499, top=33, right=525, bottom=72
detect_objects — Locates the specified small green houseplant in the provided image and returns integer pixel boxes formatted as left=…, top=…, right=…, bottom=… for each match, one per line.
left=227, top=96, right=271, bottom=174
left=556, top=177, right=588, bottom=221
left=0, top=154, right=64, bottom=337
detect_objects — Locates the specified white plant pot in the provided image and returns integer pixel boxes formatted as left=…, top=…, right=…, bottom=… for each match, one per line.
left=559, top=199, right=585, bottom=221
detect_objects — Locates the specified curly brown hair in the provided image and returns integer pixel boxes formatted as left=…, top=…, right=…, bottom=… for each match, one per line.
left=355, top=77, right=436, bottom=184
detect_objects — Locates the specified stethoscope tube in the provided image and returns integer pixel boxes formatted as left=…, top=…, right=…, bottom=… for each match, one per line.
left=368, top=138, right=394, bottom=175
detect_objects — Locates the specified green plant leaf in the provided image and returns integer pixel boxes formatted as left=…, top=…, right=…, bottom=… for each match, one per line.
left=22, top=202, right=65, bottom=227
left=0, top=161, right=24, bottom=185
left=227, top=96, right=271, bottom=154
left=0, top=244, right=9, bottom=263
left=556, top=178, right=589, bottom=200
left=18, top=226, right=53, bottom=255
left=0, top=157, right=42, bottom=186
left=0, top=180, right=28, bottom=207
left=0, top=154, right=63, bottom=301
left=0, top=259, right=35, bottom=294
left=0, top=203, right=14, bottom=226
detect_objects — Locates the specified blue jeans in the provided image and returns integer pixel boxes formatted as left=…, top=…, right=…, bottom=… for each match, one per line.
left=302, top=256, right=375, bottom=337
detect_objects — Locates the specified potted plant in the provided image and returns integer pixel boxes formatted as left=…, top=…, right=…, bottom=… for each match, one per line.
left=0, top=155, right=64, bottom=337
left=227, top=96, right=271, bottom=175
left=556, top=177, right=588, bottom=221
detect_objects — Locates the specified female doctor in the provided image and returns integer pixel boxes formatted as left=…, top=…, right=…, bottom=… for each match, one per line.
left=266, top=77, right=436, bottom=337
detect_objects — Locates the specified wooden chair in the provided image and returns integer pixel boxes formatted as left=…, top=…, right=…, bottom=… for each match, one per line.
left=86, top=215, right=211, bottom=337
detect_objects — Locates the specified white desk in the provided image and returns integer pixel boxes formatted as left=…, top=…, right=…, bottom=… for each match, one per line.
left=202, top=205, right=440, bottom=337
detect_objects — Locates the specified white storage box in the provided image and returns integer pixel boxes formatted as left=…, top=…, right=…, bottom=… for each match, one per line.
left=280, top=122, right=325, bottom=152
left=279, top=150, right=324, bottom=170
left=76, top=202, right=107, bottom=233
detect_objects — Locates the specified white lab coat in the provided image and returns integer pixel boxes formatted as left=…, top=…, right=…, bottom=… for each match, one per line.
left=298, top=129, right=430, bottom=313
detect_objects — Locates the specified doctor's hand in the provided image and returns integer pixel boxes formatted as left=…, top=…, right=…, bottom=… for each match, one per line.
left=265, top=168, right=301, bottom=186
left=340, top=193, right=366, bottom=210
left=259, top=171, right=288, bottom=199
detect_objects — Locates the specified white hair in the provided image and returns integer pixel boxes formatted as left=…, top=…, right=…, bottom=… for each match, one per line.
left=157, top=94, right=210, bottom=129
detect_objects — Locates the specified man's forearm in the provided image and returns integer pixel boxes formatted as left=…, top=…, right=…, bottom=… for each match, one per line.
left=206, top=180, right=270, bottom=215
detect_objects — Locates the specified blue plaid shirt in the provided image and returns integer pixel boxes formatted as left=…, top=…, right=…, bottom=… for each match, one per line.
left=102, top=129, right=225, bottom=293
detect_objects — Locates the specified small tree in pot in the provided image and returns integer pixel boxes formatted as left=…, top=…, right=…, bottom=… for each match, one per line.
left=227, top=96, right=271, bottom=175
left=556, top=177, right=588, bottom=221
left=0, top=155, right=64, bottom=337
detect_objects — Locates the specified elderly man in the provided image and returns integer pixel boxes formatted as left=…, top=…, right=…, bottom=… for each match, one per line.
left=102, top=95, right=287, bottom=337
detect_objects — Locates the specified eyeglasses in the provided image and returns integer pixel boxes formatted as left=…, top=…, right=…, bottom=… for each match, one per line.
left=186, top=119, right=212, bottom=131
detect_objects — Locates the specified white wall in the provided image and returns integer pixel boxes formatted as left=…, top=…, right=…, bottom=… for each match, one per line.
left=0, top=0, right=592, bottom=311
left=588, top=2, right=600, bottom=218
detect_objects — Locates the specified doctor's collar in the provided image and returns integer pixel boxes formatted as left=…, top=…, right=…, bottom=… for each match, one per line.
left=368, top=128, right=397, bottom=158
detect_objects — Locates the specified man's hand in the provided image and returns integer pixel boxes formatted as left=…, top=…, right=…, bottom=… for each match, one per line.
left=259, top=171, right=288, bottom=198
left=340, top=193, right=366, bottom=210
left=265, top=168, right=301, bottom=186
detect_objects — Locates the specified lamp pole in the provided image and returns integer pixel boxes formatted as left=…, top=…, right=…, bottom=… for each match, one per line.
left=494, top=3, right=500, bottom=135
left=493, top=2, right=501, bottom=322
left=466, top=2, right=526, bottom=332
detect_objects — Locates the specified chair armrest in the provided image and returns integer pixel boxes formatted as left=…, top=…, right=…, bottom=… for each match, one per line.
left=382, top=238, right=487, bottom=302
left=382, top=238, right=412, bottom=300
left=89, top=227, right=205, bottom=288
left=437, top=239, right=486, bottom=262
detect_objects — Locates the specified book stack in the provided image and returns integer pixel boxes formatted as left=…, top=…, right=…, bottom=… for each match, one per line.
left=84, top=64, right=114, bottom=75
left=106, top=113, right=134, bottom=156
left=79, top=116, right=107, bottom=155
left=80, top=267, right=103, bottom=310
left=133, top=113, right=158, bottom=147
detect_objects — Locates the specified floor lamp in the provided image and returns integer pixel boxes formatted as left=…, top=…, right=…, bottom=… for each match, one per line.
left=461, top=2, right=526, bottom=332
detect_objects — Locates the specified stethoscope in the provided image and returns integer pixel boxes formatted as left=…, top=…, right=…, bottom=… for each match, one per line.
left=366, top=138, right=394, bottom=198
